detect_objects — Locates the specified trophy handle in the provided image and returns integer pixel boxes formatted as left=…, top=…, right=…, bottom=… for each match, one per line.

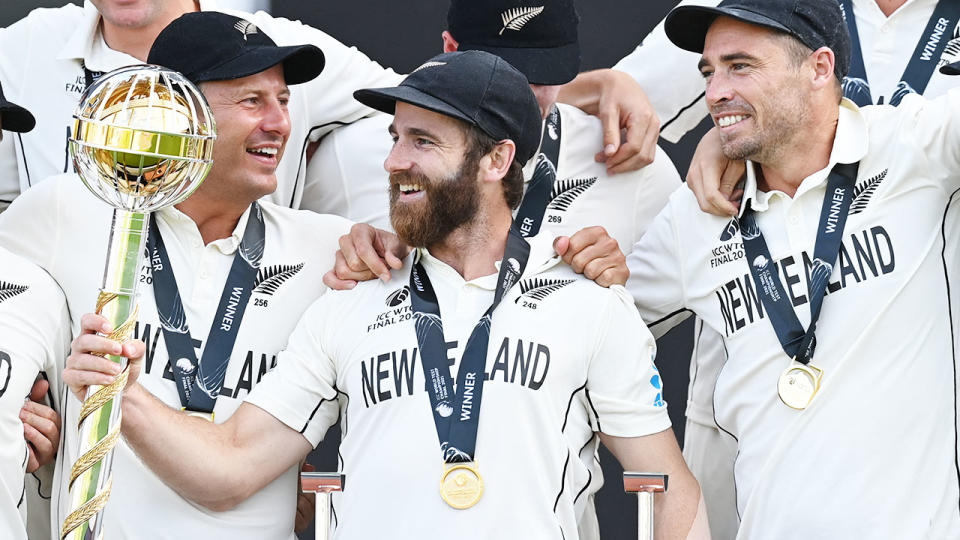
left=62, top=209, right=148, bottom=540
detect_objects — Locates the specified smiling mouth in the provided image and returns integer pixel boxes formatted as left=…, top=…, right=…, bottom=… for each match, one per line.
left=247, top=147, right=278, bottom=159
left=398, top=183, right=423, bottom=195
left=716, top=114, right=749, bottom=128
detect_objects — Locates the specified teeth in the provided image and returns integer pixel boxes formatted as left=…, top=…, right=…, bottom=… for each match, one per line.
left=399, top=184, right=422, bottom=193
left=249, top=147, right=278, bottom=156
left=717, top=115, right=746, bottom=128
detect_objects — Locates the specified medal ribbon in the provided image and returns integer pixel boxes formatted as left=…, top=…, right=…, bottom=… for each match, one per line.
left=514, top=105, right=562, bottom=238
left=739, top=162, right=859, bottom=364
left=840, top=0, right=960, bottom=106
left=409, top=226, right=530, bottom=462
left=147, top=202, right=266, bottom=413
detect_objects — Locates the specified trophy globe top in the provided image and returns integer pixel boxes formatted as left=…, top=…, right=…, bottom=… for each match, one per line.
left=71, top=65, right=216, bottom=213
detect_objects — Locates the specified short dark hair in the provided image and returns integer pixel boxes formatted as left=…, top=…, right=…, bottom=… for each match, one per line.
left=777, top=33, right=842, bottom=101
left=462, top=123, right=525, bottom=209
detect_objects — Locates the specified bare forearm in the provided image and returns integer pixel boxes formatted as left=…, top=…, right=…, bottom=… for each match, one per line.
left=121, top=384, right=310, bottom=510
left=601, top=429, right=705, bottom=540
left=557, top=69, right=609, bottom=115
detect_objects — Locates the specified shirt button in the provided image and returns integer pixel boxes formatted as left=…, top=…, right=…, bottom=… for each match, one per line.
left=200, top=271, right=209, bottom=279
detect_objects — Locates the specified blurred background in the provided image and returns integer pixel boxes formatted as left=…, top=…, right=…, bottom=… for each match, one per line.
left=1, top=1, right=711, bottom=538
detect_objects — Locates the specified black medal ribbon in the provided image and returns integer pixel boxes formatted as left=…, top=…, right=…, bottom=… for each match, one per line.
left=739, top=162, right=859, bottom=364
left=147, top=203, right=266, bottom=413
left=840, top=0, right=960, bottom=106
left=514, top=105, right=561, bottom=238
left=409, top=226, right=530, bottom=462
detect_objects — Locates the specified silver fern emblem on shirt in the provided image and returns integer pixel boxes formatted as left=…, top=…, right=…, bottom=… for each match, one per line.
left=253, top=263, right=304, bottom=295
left=848, top=169, right=887, bottom=216
left=0, top=281, right=28, bottom=304
left=548, top=177, right=597, bottom=211
left=517, top=278, right=574, bottom=303
left=499, top=6, right=545, bottom=35
left=234, top=20, right=258, bottom=40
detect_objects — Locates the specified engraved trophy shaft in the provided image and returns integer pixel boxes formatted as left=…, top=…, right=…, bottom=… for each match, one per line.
left=62, top=65, right=214, bottom=540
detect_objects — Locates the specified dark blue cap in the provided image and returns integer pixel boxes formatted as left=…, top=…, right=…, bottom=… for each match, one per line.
left=665, top=0, right=851, bottom=79
left=354, top=51, right=542, bottom=164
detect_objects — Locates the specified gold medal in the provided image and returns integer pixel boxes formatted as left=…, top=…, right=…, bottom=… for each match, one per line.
left=777, top=362, right=823, bottom=410
left=440, top=461, right=483, bottom=509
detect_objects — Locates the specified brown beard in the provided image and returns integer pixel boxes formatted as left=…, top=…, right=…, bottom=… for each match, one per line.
left=389, top=154, right=481, bottom=248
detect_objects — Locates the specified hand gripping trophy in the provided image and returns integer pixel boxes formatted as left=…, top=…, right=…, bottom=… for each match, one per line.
left=61, top=65, right=215, bottom=540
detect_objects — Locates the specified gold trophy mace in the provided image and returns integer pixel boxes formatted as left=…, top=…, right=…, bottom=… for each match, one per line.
left=62, top=65, right=215, bottom=540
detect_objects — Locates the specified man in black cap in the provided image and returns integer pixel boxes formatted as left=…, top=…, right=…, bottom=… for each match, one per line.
left=0, top=12, right=353, bottom=540
left=62, top=50, right=705, bottom=539
left=313, top=1, right=686, bottom=537
left=619, top=0, right=960, bottom=537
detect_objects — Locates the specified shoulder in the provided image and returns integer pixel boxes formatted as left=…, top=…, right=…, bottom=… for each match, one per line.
left=2, top=4, right=84, bottom=35
left=259, top=201, right=353, bottom=235
left=0, top=246, right=63, bottom=307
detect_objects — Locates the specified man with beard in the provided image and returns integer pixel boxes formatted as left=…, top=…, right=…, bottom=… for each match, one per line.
left=62, top=50, right=707, bottom=539
left=0, top=12, right=351, bottom=539
left=625, top=0, right=960, bottom=536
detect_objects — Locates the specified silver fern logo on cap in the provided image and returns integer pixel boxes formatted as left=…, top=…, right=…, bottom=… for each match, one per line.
left=412, top=61, right=447, bottom=73
left=234, top=20, right=258, bottom=40
left=500, top=6, right=545, bottom=35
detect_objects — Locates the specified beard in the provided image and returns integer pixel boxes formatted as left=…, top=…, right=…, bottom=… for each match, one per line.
left=716, top=86, right=808, bottom=163
left=389, top=155, right=481, bottom=248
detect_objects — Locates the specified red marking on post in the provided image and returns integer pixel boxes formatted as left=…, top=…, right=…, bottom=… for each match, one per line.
left=623, top=472, right=667, bottom=493
left=301, top=472, right=344, bottom=493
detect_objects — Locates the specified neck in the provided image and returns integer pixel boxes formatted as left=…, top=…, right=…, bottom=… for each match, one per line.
left=428, top=206, right=514, bottom=281
left=875, top=0, right=908, bottom=17
left=758, top=106, right=839, bottom=198
left=99, top=0, right=198, bottom=61
left=174, top=195, right=249, bottom=246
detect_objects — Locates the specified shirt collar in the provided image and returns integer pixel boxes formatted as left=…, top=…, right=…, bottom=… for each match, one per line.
left=738, top=98, right=868, bottom=216
left=158, top=203, right=252, bottom=255
left=414, top=229, right=560, bottom=291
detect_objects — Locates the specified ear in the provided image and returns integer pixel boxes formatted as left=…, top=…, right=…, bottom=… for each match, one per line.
left=441, top=31, right=459, bottom=53
left=478, top=140, right=517, bottom=184
left=809, top=46, right=836, bottom=90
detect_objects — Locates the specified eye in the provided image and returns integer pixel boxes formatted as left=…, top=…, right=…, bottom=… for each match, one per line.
left=699, top=69, right=714, bottom=80
left=278, top=96, right=290, bottom=107
left=415, top=137, right=434, bottom=147
left=242, top=96, right=259, bottom=106
left=731, top=63, right=749, bottom=71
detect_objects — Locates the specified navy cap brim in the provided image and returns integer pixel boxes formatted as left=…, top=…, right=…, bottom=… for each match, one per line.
left=941, top=61, right=960, bottom=75
left=354, top=85, right=477, bottom=128
left=0, top=100, right=35, bottom=133
left=191, top=44, right=324, bottom=85
left=460, top=41, right=580, bottom=86
left=665, top=5, right=793, bottom=53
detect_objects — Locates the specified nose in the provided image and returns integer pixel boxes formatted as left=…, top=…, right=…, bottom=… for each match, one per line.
left=261, top=98, right=291, bottom=139
left=704, top=72, right=734, bottom=109
left=384, top=140, right=413, bottom=174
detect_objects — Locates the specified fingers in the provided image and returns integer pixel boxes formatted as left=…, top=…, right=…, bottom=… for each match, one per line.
left=605, top=113, right=660, bottom=174
left=323, top=269, right=356, bottom=291
left=559, top=227, right=629, bottom=287
left=28, top=378, right=50, bottom=403
left=379, top=232, right=410, bottom=271
left=294, top=491, right=316, bottom=533
left=596, top=103, right=621, bottom=163
left=552, top=236, right=571, bottom=257
left=330, top=250, right=376, bottom=285
left=79, top=312, right=111, bottom=335
left=25, top=444, right=39, bottom=474
left=22, top=407, right=59, bottom=470
left=338, top=224, right=393, bottom=281
left=686, top=128, right=740, bottom=217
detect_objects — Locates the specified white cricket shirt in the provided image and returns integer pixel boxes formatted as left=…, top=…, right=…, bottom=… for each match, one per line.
left=246, top=232, right=670, bottom=540
left=0, top=174, right=352, bottom=539
left=0, top=0, right=402, bottom=211
left=0, top=247, right=69, bottom=540
left=627, top=97, right=960, bottom=538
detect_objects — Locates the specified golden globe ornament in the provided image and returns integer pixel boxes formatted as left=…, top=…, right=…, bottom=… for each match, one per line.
left=62, top=65, right=215, bottom=540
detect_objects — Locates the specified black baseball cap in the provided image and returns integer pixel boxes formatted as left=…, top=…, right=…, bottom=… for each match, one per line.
left=354, top=51, right=542, bottom=164
left=147, top=12, right=324, bottom=85
left=665, top=0, right=851, bottom=79
left=447, top=0, right=580, bottom=85
left=0, top=80, right=34, bottom=133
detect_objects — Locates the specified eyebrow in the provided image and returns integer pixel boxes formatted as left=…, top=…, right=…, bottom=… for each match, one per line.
left=698, top=51, right=762, bottom=70
left=387, top=124, right=440, bottom=140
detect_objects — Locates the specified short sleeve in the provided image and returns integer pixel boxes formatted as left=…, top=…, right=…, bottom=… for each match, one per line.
left=244, top=297, right=340, bottom=447
left=584, top=285, right=671, bottom=437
